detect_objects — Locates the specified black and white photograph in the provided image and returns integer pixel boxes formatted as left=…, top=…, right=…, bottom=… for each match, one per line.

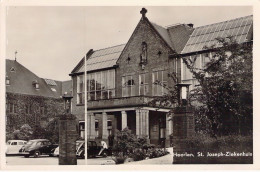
left=1, top=2, right=258, bottom=169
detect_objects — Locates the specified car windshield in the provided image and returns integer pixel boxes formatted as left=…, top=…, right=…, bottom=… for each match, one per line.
left=6, top=141, right=11, bottom=145
left=76, top=141, right=84, bottom=149
left=26, top=141, right=37, bottom=146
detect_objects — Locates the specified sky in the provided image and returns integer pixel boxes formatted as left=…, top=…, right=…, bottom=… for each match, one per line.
left=6, top=6, right=253, bottom=81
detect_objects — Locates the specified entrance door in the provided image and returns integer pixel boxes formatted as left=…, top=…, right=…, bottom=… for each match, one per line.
left=149, top=111, right=166, bottom=147
left=159, top=117, right=166, bottom=148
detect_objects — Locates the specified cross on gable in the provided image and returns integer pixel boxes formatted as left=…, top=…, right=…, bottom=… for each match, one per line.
left=140, top=8, right=147, bottom=18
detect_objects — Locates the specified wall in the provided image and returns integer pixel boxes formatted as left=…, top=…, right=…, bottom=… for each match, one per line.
left=116, top=18, right=177, bottom=98
left=6, top=92, right=64, bottom=134
left=71, top=75, right=85, bottom=121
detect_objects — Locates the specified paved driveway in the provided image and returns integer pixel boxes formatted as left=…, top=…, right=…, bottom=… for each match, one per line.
left=6, top=155, right=85, bottom=165
left=6, top=155, right=115, bottom=165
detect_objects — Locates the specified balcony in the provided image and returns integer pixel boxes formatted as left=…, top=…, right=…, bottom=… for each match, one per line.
left=87, top=96, right=155, bottom=110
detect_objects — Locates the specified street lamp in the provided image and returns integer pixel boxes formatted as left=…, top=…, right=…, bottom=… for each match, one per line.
left=62, top=92, right=73, bottom=114
left=176, top=83, right=191, bottom=106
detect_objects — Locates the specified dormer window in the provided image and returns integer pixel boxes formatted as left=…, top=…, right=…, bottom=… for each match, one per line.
left=10, top=67, right=15, bottom=72
left=51, top=88, right=57, bottom=92
left=32, top=80, right=39, bottom=90
left=6, top=76, right=10, bottom=86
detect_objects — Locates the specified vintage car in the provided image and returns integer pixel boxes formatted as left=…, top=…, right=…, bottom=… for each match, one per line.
left=19, top=139, right=58, bottom=158
left=51, top=140, right=110, bottom=158
left=77, top=140, right=112, bottom=158
left=51, top=140, right=85, bottom=157
left=6, top=140, right=27, bottom=155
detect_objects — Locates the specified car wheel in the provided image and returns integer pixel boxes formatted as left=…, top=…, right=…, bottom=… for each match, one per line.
left=34, top=151, right=41, bottom=158
left=80, top=152, right=85, bottom=159
left=49, top=154, right=54, bottom=157
left=24, top=155, right=29, bottom=158
left=102, top=151, right=108, bottom=158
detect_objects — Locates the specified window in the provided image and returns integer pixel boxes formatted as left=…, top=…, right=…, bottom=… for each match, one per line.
left=32, top=80, right=39, bottom=90
left=107, top=120, right=112, bottom=136
left=202, top=53, right=210, bottom=68
left=87, top=70, right=115, bottom=101
left=18, top=142, right=24, bottom=145
left=36, top=142, right=42, bottom=146
left=10, top=67, right=15, bottom=72
left=139, top=73, right=149, bottom=95
left=8, top=103, right=17, bottom=113
left=95, top=120, right=99, bottom=137
left=152, top=70, right=168, bottom=96
left=122, top=75, right=136, bottom=97
left=77, top=75, right=85, bottom=104
left=6, top=76, right=10, bottom=85
left=11, top=142, right=17, bottom=145
left=9, top=103, right=13, bottom=113
left=14, top=104, right=17, bottom=113
left=51, top=88, right=57, bottom=92
left=25, top=105, right=31, bottom=114
left=79, top=122, right=85, bottom=139
left=40, top=106, right=45, bottom=115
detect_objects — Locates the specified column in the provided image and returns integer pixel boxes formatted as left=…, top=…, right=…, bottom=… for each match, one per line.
left=141, top=109, right=149, bottom=137
left=136, top=109, right=149, bottom=138
left=165, top=113, right=172, bottom=147
left=87, top=113, right=91, bottom=138
left=136, top=109, right=140, bottom=137
left=89, top=113, right=95, bottom=139
left=102, top=112, right=108, bottom=140
left=145, top=110, right=149, bottom=138
left=121, top=111, right=127, bottom=130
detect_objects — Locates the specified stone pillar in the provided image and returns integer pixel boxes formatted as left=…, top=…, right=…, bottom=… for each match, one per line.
left=89, top=113, right=96, bottom=139
left=102, top=112, right=108, bottom=140
left=136, top=109, right=140, bottom=137
left=172, top=107, right=195, bottom=164
left=121, top=111, right=127, bottom=130
left=59, top=115, right=78, bottom=165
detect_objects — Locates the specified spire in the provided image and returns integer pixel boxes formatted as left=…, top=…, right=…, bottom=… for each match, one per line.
left=140, top=8, right=147, bottom=18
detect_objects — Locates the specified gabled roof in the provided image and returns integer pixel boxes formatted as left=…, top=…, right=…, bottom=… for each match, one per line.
left=151, top=22, right=175, bottom=50
left=181, top=15, right=253, bottom=54
left=71, top=44, right=125, bottom=74
left=61, top=80, right=72, bottom=95
left=6, top=59, right=71, bottom=98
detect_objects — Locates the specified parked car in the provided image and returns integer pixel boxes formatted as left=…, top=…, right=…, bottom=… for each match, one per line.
left=78, top=140, right=112, bottom=158
left=6, top=140, right=27, bottom=155
left=52, top=146, right=59, bottom=157
left=19, top=139, right=58, bottom=158
left=51, top=140, right=84, bottom=157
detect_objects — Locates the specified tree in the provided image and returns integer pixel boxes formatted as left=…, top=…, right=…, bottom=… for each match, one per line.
left=180, top=37, right=252, bottom=136
left=12, top=124, right=33, bottom=140
left=44, top=117, right=60, bottom=143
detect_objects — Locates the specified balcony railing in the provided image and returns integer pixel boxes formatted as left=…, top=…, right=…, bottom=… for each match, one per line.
left=87, top=96, right=155, bottom=110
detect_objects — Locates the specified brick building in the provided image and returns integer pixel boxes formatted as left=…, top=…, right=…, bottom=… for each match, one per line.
left=70, top=8, right=193, bottom=147
left=70, top=8, right=253, bottom=147
left=5, top=59, right=72, bottom=135
left=181, top=15, right=253, bottom=91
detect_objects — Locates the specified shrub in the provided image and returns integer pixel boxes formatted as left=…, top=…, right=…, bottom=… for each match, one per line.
left=130, top=148, right=147, bottom=161
left=11, top=124, right=33, bottom=140
left=173, top=133, right=253, bottom=164
left=112, top=152, right=127, bottom=164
